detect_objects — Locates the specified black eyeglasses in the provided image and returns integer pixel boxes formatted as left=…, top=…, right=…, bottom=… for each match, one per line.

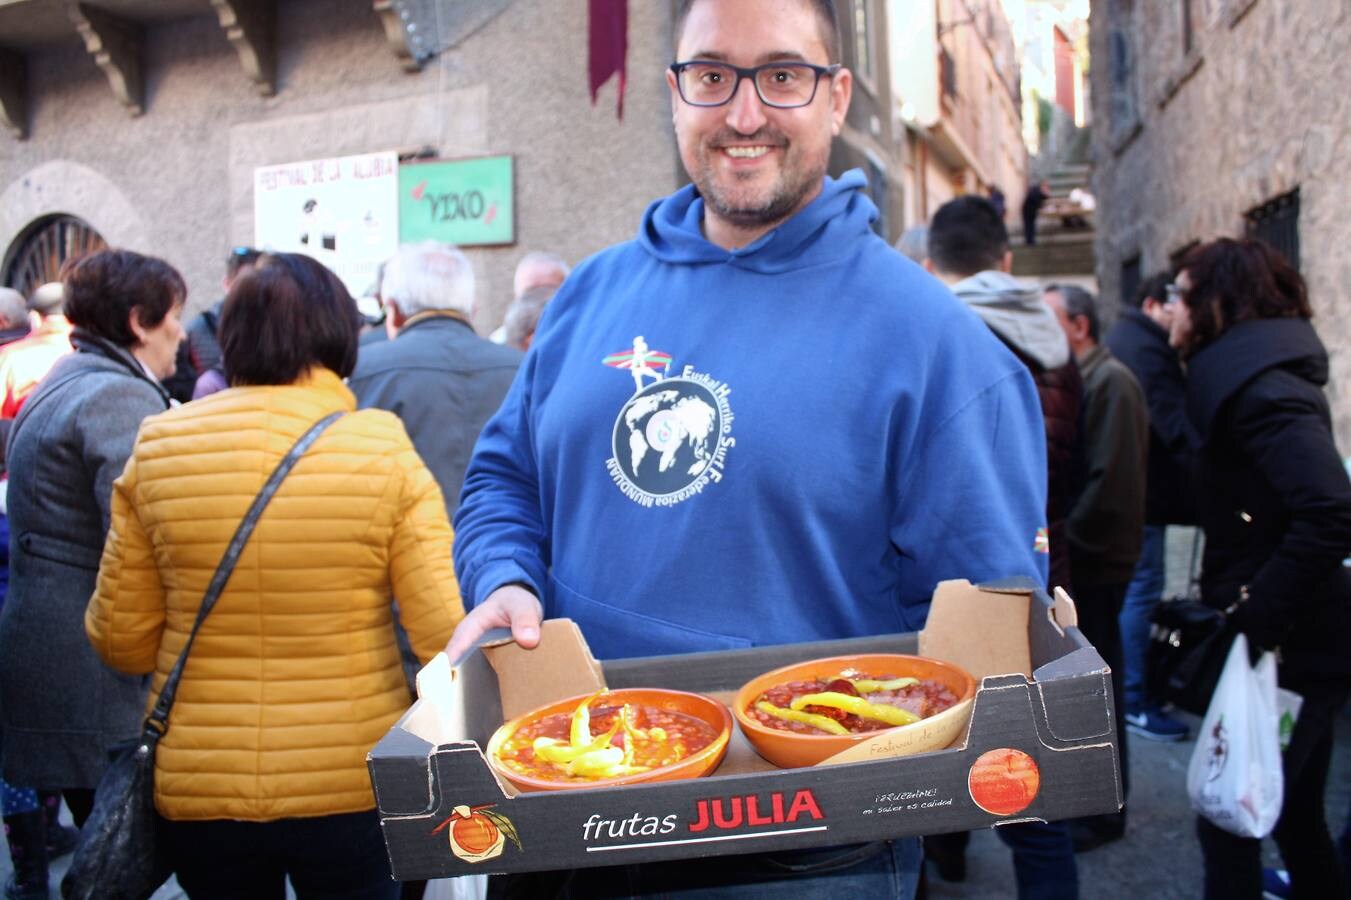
left=670, top=60, right=841, bottom=109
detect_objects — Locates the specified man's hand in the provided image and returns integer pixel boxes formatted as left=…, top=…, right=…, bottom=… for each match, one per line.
left=444, top=584, right=543, bottom=663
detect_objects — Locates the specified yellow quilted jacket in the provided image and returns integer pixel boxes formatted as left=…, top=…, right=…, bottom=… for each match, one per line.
left=86, top=368, right=463, bottom=821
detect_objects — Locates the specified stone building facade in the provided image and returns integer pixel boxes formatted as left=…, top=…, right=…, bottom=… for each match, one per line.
left=0, top=0, right=912, bottom=333
left=0, top=0, right=682, bottom=331
left=887, top=0, right=1027, bottom=224
left=1089, top=0, right=1351, bottom=447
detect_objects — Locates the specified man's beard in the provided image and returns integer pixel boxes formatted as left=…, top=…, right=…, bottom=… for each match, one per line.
left=686, top=128, right=822, bottom=229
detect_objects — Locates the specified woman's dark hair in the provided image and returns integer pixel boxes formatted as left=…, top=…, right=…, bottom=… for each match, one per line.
left=1177, top=237, right=1310, bottom=354
left=63, top=249, right=186, bottom=347
left=220, top=252, right=360, bottom=385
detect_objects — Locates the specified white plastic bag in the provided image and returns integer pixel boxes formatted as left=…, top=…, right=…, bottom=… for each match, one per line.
left=1186, top=634, right=1284, bottom=838
left=423, top=875, right=488, bottom=900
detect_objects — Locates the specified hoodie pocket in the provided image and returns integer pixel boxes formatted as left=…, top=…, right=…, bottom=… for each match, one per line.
left=548, top=573, right=751, bottom=660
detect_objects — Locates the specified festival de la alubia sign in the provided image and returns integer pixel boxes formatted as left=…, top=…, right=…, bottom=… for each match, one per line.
left=253, top=151, right=400, bottom=298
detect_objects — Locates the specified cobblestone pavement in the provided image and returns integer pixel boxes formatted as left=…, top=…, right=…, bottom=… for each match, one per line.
left=7, top=528, right=1346, bottom=898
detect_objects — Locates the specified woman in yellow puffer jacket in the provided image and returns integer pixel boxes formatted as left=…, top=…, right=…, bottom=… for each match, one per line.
left=86, top=252, right=464, bottom=899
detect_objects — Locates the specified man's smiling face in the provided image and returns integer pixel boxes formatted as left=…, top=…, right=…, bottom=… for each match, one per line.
left=667, top=0, right=852, bottom=248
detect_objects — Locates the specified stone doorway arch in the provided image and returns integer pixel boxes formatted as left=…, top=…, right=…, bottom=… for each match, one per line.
left=2, top=214, right=108, bottom=298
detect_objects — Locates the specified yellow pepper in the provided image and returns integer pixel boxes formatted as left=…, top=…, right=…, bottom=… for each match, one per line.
left=570, top=690, right=605, bottom=747
left=564, top=746, right=650, bottom=778
left=790, top=691, right=920, bottom=726
left=755, top=700, right=850, bottom=735
left=533, top=692, right=622, bottom=765
left=533, top=715, right=621, bottom=764
left=847, top=676, right=920, bottom=693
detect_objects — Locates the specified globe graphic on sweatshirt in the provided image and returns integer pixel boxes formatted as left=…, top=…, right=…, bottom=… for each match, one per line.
left=612, top=379, right=722, bottom=496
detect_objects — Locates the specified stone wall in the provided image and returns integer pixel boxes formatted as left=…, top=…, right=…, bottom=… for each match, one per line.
left=1089, top=0, right=1351, bottom=449
left=0, top=0, right=679, bottom=332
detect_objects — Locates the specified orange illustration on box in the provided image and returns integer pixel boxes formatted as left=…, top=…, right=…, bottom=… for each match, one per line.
left=968, top=748, right=1041, bottom=816
left=431, top=804, right=522, bottom=863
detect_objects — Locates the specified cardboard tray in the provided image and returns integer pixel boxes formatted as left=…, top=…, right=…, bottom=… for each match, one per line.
left=367, top=579, right=1122, bottom=878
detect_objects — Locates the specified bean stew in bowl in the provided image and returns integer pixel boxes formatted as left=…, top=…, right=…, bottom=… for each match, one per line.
left=485, top=688, right=732, bottom=792
left=734, top=654, right=978, bottom=768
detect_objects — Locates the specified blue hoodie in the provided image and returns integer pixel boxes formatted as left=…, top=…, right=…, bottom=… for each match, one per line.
left=455, top=171, right=1048, bottom=660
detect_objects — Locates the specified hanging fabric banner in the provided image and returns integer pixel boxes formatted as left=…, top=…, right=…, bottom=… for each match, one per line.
left=588, top=0, right=627, bottom=119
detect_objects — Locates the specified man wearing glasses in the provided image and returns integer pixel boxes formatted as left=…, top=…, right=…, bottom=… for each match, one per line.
left=450, top=2, right=1050, bottom=895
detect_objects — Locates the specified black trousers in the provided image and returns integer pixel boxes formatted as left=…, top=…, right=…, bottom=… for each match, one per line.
left=1023, top=210, right=1038, bottom=245
left=160, top=809, right=399, bottom=900
left=1197, top=672, right=1350, bottom=899
left=1070, top=582, right=1129, bottom=828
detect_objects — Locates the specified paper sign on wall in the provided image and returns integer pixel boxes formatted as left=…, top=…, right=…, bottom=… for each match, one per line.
left=253, top=151, right=399, bottom=297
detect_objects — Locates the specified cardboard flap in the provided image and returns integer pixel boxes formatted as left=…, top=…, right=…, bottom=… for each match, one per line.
left=482, top=618, right=606, bottom=720
left=919, top=579, right=1032, bottom=680
left=1051, top=587, right=1078, bottom=631
left=404, top=653, right=458, bottom=744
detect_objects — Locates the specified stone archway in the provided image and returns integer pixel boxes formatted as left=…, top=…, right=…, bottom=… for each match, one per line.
left=2, top=215, right=108, bottom=298
left=0, top=160, right=149, bottom=293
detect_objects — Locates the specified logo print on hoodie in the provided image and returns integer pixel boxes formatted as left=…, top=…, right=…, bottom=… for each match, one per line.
left=603, top=337, right=735, bottom=507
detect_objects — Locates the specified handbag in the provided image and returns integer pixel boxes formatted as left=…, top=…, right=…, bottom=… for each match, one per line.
left=61, top=411, right=345, bottom=900
left=1145, top=530, right=1241, bottom=716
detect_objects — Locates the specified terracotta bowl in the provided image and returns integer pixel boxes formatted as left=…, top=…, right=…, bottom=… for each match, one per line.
left=733, top=654, right=978, bottom=768
left=485, top=688, right=732, bottom=793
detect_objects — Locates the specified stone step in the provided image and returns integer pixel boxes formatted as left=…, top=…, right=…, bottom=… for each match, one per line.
left=1011, top=239, right=1096, bottom=278
left=1009, top=218, right=1095, bottom=239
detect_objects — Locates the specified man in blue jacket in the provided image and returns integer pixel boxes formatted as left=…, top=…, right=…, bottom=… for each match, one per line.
left=448, top=1, right=1050, bottom=896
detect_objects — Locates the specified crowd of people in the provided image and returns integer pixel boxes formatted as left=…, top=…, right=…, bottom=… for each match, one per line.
left=0, top=1, right=1346, bottom=899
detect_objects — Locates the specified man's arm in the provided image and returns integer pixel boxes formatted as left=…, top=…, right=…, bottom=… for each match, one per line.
left=1136, top=340, right=1198, bottom=455
left=452, top=360, right=548, bottom=604
left=450, top=353, right=549, bottom=651
left=891, top=364, right=1050, bottom=630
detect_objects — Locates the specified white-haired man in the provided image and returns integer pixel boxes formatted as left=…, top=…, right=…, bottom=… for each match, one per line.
left=0, top=288, right=29, bottom=348
left=512, top=250, right=570, bottom=299
left=349, top=241, right=522, bottom=519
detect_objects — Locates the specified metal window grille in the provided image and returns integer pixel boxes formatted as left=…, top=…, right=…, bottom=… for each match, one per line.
left=1245, top=189, right=1300, bottom=272
left=1182, top=0, right=1195, bottom=55
left=2, top=215, right=107, bottom=299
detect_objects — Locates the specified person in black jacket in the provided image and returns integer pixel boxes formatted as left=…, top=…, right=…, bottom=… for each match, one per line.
left=1104, top=272, right=1196, bottom=742
left=1021, top=180, right=1049, bottom=245
left=1170, top=237, right=1351, bottom=900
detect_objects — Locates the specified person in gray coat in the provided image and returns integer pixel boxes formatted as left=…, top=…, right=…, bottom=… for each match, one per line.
left=0, top=250, right=182, bottom=839
left=349, top=241, right=522, bottom=520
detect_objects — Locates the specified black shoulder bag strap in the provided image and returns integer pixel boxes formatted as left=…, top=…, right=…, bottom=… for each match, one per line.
left=144, top=410, right=345, bottom=732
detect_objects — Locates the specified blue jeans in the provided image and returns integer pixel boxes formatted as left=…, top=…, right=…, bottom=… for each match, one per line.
left=487, top=839, right=921, bottom=899
left=160, top=809, right=399, bottom=900
left=1119, top=525, right=1166, bottom=711
left=996, top=821, right=1079, bottom=900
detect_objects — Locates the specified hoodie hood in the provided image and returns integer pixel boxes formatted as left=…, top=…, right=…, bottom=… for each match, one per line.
left=951, top=270, right=1069, bottom=370
left=637, top=169, right=879, bottom=274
